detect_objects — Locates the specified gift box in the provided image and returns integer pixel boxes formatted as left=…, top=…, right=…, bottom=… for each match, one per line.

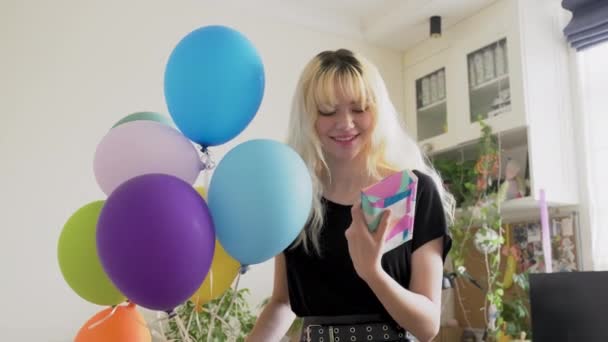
left=361, top=170, right=418, bottom=253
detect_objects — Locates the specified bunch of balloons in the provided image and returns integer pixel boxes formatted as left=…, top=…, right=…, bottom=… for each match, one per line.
left=57, top=25, right=312, bottom=341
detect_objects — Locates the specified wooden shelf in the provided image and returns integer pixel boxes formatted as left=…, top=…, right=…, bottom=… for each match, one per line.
left=428, top=126, right=528, bottom=158
left=454, top=196, right=578, bottom=224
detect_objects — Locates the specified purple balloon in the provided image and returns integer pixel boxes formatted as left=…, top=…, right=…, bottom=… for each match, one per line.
left=97, top=174, right=215, bottom=311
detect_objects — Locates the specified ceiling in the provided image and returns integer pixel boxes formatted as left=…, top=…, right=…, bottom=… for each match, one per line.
left=216, top=0, right=500, bottom=51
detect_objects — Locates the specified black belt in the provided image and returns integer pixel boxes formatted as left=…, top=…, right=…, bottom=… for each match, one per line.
left=300, top=314, right=414, bottom=342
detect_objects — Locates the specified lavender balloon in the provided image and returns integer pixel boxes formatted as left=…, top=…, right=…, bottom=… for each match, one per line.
left=97, top=174, right=215, bottom=311
left=94, top=120, right=202, bottom=195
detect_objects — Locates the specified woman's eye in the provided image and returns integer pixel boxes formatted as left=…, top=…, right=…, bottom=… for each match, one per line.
left=353, top=107, right=366, bottom=113
left=318, top=110, right=336, bottom=116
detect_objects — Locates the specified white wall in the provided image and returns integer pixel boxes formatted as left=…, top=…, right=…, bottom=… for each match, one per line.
left=0, top=0, right=403, bottom=340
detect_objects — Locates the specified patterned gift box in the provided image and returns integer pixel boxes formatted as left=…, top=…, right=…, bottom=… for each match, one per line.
left=361, top=170, right=418, bottom=253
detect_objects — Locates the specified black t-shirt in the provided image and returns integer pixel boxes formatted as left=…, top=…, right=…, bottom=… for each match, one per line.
left=283, top=170, right=452, bottom=318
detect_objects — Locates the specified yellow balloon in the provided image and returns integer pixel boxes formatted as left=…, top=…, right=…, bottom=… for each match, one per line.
left=195, top=186, right=207, bottom=199
left=190, top=240, right=240, bottom=310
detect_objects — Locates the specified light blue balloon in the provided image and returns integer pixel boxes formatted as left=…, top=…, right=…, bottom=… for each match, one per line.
left=164, top=25, right=265, bottom=147
left=208, top=139, right=312, bottom=265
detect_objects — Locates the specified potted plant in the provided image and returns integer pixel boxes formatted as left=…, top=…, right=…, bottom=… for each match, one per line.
left=160, top=287, right=257, bottom=342
left=434, top=120, right=531, bottom=341
left=160, top=291, right=305, bottom=342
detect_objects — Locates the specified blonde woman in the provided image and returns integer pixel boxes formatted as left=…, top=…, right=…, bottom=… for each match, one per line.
left=247, top=49, right=454, bottom=342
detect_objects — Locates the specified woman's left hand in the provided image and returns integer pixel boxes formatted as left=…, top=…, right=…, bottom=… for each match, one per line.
left=345, top=201, right=393, bottom=282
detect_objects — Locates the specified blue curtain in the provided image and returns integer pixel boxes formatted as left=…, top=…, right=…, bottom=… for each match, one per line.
left=562, top=0, right=608, bottom=51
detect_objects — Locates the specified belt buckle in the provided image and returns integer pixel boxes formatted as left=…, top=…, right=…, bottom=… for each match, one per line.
left=305, top=324, right=322, bottom=342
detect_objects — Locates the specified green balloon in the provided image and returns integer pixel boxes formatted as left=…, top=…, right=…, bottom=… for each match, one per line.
left=57, top=201, right=125, bottom=305
left=111, top=111, right=175, bottom=129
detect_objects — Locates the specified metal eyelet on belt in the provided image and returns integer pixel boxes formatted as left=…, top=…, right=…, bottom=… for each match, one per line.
left=366, top=326, right=372, bottom=332
left=350, top=337, right=356, bottom=341
left=384, top=333, right=390, bottom=339
left=367, top=335, right=373, bottom=341
left=350, top=327, right=356, bottom=333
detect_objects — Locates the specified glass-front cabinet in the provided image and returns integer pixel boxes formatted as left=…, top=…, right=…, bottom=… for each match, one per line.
left=467, top=38, right=511, bottom=122
left=416, top=67, right=447, bottom=140
left=404, top=50, right=456, bottom=154
left=402, top=0, right=579, bottom=217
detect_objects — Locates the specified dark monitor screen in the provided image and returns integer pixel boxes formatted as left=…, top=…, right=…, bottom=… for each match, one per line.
left=529, top=271, right=608, bottom=342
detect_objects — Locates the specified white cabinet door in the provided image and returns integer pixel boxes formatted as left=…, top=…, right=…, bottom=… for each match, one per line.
left=453, top=24, right=527, bottom=145
left=404, top=48, right=458, bottom=154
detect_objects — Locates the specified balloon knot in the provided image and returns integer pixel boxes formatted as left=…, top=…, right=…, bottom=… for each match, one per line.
left=239, top=265, right=250, bottom=275
left=166, top=310, right=177, bottom=319
left=200, top=146, right=216, bottom=170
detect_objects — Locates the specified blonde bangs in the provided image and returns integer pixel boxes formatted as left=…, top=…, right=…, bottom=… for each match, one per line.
left=306, top=65, right=375, bottom=116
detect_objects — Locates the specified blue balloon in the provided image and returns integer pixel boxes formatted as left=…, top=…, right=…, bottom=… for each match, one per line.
left=208, top=139, right=312, bottom=265
left=164, top=25, right=265, bottom=147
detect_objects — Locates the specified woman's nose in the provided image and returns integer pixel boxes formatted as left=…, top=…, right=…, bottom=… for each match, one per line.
left=335, top=110, right=355, bottom=129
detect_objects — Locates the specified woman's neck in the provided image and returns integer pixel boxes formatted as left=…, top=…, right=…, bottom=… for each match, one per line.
left=322, top=156, right=375, bottom=205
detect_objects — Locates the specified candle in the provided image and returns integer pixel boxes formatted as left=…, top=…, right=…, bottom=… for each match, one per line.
left=539, top=189, right=553, bottom=273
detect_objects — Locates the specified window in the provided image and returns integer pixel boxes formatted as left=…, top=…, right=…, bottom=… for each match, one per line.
left=575, top=41, right=608, bottom=270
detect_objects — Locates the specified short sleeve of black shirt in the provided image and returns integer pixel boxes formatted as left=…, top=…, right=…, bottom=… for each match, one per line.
left=410, top=170, right=452, bottom=261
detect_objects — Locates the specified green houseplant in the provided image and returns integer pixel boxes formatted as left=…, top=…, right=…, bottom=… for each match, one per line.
left=161, top=290, right=304, bottom=342
left=161, top=287, right=257, bottom=342
left=434, top=120, right=531, bottom=341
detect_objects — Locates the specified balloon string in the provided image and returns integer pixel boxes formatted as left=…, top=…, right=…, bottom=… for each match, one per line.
left=195, top=309, right=202, bottom=333
left=208, top=268, right=214, bottom=305
left=204, top=274, right=242, bottom=341
left=200, top=169, right=212, bottom=190
left=147, top=313, right=169, bottom=342
left=220, top=265, right=248, bottom=322
left=186, top=304, right=195, bottom=333
left=87, top=304, right=120, bottom=330
left=200, top=147, right=216, bottom=171
left=203, top=302, right=240, bottom=340
left=174, top=314, right=192, bottom=342
left=206, top=269, right=241, bottom=342
left=206, top=294, right=222, bottom=341
left=131, top=310, right=169, bottom=340
left=144, top=310, right=191, bottom=342
left=125, top=304, right=148, bottom=328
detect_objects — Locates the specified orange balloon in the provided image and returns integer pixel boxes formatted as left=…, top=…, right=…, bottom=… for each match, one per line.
left=75, top=303, right=151, bottom=342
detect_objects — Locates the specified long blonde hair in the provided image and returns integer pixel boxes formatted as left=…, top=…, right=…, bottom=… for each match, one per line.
left=287, top=49, right=454, bottom=254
